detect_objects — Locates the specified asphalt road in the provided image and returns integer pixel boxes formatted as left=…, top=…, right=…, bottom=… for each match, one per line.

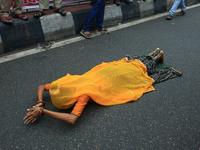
left=0, top=6, right=200, bottom=150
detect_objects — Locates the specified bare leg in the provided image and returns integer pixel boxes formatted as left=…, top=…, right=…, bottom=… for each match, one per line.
left=154, top=51, right=164, bottom=63
left=149, top=48, right=160, bottom=56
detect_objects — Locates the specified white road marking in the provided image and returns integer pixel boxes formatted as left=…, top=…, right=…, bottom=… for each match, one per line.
left=0, top=3, right=199, bottom=64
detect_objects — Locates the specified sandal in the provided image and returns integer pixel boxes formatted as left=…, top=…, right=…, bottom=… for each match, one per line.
left=55, top=8, right=66, bottom=16
left=0, top=16, right=12, bottom=24
left=13, top=14, right=28, bottom=20
left=166, top=15, right=172, bottom=20
left=33, top=11, right=45, bottom=18
left=80, top=30, right=92, bottom=39
left=177, top=11, right=185, bottom=16
left=95, top=28, right=108, bottom=34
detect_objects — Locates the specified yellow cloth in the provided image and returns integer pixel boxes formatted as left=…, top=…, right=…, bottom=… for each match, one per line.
left=49, top=58, right=155, bottom=109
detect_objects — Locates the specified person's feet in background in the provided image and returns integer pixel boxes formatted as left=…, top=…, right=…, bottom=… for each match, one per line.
left=166, top=10, right=186, bottom=20
left=0, top=0, right=28, bottom=25
left=113, top=0, right=121, bottom=6
left=0, top=16, right=13, bottom=24
left=166, top=15, right=173, bottom=20
left=81, top=0, right=106, bottom=39
left=33, top=0, right=66, bottom=18
left=166, top=0, right=186, bottom=20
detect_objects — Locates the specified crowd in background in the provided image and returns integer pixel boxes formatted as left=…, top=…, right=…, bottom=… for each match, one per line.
left=0, top=0, right=186, bottom=39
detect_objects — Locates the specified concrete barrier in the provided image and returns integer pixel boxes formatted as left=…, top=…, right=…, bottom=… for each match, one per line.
left=139, top=0, right=155, bottom=17
left=121, top=2, right=140, bottom=21
left=40, top=12, right=75, bottom=41
left=0, top=18, right=44, bottom=53
left=104, top=5, right=122, bottom=27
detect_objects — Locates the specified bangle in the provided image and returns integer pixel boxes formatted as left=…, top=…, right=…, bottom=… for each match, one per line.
left=39, top=107, right=44, bottom=116
left=35, top=100, right=45, bottom=108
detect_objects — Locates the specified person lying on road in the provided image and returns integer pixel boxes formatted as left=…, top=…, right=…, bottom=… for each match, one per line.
left=24, top=48, right=182, bottom=125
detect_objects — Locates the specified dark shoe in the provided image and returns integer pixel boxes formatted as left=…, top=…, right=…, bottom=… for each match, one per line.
left=55, top=8, right=66, bottom=16
left=33, top=11, right=45, bottom=18
left=0, top=16, right=13, bottom=24
left=166, top=15, right=172, bottom=20
left=13, top=13, right=28, bottom=20
left=177, top=11, right=185, bottom=16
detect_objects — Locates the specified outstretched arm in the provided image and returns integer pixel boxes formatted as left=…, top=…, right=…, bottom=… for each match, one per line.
left=43, top=109, right=78, bottom=124
left=23, top=107, right=78, bottom=125
left=24, top=85, right=89, bottom=125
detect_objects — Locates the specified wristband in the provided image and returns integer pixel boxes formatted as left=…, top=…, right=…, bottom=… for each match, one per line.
left=35, top=100, right=45, bottom=108
left=39, top=107, right=44, bottom=116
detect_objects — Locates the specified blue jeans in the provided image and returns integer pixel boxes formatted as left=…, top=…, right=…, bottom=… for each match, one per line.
left=83, top=0, right=105, bottom=31
left=169, top=0, right=186, bottom=16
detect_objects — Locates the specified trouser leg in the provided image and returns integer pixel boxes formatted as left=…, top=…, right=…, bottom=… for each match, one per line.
left=139, top=55, right=155, bottom=75
left=39, top=0, right=49, bottom=9
left=54, top=0, right=62, bottom=8
left=180, top=0, right=186, bottom=12
left=0, top=0, right=12, bottom=17
left=169, top=0, right=181, bottom=16
left=150, top=69, right=177, bottom=84
left=96, top=0, right=105, bottom=30
left=83, top=0, right=100, bottom=31
left=12, top=0, right=22, bottom=15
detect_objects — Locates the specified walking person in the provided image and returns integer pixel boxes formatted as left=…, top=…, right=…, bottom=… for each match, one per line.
left=80, top=0, right=106, bottom=39
left=166, top=0, right=186, bottom=20
left=24, top=48, right=182, bottom=125
left=0, top=0, right=28, bottom=25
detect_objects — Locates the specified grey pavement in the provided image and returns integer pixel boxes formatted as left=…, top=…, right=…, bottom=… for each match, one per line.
left=0, top=6, right=200, bottom=150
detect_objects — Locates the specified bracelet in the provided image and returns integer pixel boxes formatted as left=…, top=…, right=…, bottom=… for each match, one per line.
left=39, top=107, right=44, bottom=116
left=35, top=100, right=45, bottom=108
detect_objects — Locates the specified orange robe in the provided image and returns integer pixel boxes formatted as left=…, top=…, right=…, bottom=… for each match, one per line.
left=48, top=58, right=155, bottom=110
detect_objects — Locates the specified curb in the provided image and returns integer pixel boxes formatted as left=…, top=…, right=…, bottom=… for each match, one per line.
left=0, top=0, right=199, bottom=54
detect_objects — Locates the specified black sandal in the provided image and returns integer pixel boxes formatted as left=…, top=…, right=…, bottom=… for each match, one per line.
left=55, top=8, right=66, bottom=16
left=33, top=11, right=45, bottom=18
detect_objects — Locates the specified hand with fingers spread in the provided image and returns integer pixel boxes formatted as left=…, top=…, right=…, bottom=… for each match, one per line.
left=23, top=106, right=43, bottom=124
